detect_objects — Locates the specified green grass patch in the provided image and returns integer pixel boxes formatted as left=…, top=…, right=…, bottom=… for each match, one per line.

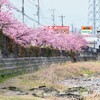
left=0, top=64, right=39, bottom=83
left=0, top=71, right=24, bottom=83
left=80, top=67, right=94, bottom=76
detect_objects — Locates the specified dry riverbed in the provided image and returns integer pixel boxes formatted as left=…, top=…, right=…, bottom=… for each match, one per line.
left=0, top=61, right=100, bottom=100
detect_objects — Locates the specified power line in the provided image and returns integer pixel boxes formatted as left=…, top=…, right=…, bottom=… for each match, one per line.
left=26, top=0, right=36, bottom=11
left=27, top=0, right=36, bottom=5
left=10, top=0, right=47, bottom=26
left=40, top=10, right=48, bottom=25
left=40, top=0, right=47, bottom=14
left=12, top=6, right=39, bottom=24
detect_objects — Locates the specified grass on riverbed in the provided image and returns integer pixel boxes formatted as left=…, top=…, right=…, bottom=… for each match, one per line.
left=0, top=61, right=100, bottom=90
left=0, top=61, right=100, bottom=100
left=0, top=95, right=71, bottom=100
left=0, top=95, right=47, bottom=100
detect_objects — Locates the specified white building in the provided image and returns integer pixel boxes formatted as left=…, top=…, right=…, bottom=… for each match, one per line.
left=84, top=36, right=100, bottom=49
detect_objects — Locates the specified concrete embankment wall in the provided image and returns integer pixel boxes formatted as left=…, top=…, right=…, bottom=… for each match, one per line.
left=0, top=55, right=98, bottom=76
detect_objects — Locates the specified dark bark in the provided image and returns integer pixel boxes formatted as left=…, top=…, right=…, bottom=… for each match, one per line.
left=0, top=29, right=9, bottom=57
left=69, top=50, right=77, bottom=62
left=72, top=56, right=77, bottom=62
left=13, top=43, right=19, bottom=58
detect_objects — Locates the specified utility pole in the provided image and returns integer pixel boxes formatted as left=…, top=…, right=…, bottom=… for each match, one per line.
left=51, top=9, right=55, bottom=26
left=37, top=0, right=40, bottom=25
left=71, top=24, right=74, bottom=33
left=22, top=0, right=24, bottom=23
left=59, top=15, right=65, bottom=26
left=0, top=5, right=1, bottom=12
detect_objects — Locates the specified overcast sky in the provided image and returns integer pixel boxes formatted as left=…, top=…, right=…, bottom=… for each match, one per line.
left=10, top=0, right=88, bottom=29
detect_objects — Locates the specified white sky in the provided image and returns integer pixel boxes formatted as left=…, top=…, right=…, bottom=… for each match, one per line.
left=10, top=0, right=88, bottom=29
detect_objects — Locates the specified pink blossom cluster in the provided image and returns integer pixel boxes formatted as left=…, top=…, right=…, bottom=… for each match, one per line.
left=0, top=0, right=87, bottom=52
left=29, top=28, right=87, bottom=52
left=0, top=0, right=8, bottom=5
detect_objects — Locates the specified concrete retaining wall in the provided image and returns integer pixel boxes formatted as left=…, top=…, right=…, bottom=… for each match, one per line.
left=0, top=56, right=98, bottom=76
left=0, top=57, right=70, bottom=76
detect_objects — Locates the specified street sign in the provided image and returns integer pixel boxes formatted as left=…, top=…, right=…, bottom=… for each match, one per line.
left=81, top=26, right=92, bottom=30
left=81, top=26, right=92, bottom=36
left=48, top=26, right=70, bottom=34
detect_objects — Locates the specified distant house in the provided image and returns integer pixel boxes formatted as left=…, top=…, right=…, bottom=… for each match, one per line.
left=83, top=36, right=100, bottom=53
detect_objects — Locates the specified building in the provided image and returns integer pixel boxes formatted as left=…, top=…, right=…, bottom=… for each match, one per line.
left=84, top=36, right=100, bottom=52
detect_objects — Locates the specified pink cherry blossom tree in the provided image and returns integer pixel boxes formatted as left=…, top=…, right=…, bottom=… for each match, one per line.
left=0, top=0, right=32, bottom=57
left=29, top=27, right=87, bottom=60
left=0, top=0, right=87, bottom=59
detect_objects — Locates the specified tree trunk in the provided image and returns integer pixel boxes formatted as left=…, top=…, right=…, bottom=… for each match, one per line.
left=69, top=50, right=77, bottom=62
left=13, top=43, right=19, bottom=58
left=0, top=29, right=8, bottom=57
left=72, top=55, right=77, bottom=62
